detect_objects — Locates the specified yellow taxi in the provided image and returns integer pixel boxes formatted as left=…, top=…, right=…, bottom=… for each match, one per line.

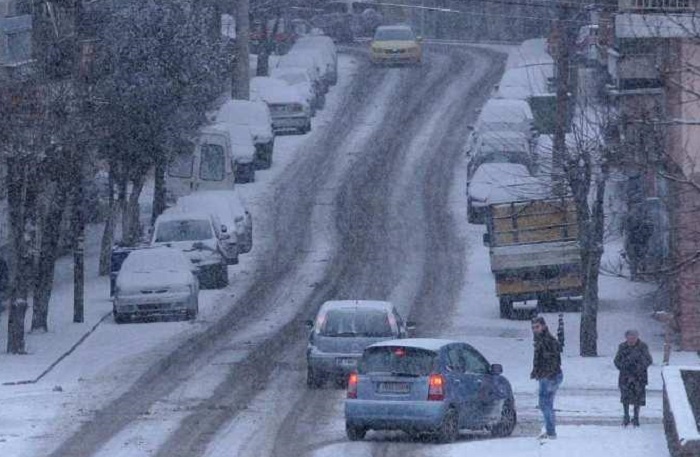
left=370, top=25, right=422, bottom=65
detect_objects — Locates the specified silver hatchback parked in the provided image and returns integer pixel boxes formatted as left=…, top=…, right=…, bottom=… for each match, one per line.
left=306, top=300, right=413, bottom=388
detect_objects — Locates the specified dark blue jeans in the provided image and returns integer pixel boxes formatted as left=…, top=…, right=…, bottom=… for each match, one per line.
left=538, top=372, right=563, bottom=436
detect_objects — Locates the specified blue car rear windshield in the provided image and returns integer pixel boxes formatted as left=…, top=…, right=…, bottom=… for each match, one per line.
left=359, top=347, right=436, bottom=376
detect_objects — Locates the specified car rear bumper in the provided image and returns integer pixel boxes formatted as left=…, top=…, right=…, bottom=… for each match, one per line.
left=371, top=52, right=420, bottom=64
left=308, top=352, right=362, bottom=377
left=345, top=400, right=447, bottom=430
left=115, top=293, right=194, bottom=316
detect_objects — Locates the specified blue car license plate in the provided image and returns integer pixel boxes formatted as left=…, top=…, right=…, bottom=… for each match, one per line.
left=378, top=382, right=410, bottom=394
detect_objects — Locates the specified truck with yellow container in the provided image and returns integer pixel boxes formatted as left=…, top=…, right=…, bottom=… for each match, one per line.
left=483, top=197, right=583, bottom=319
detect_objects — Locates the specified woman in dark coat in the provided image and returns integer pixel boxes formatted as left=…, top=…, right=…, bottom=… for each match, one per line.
left=614, top=329, right=653, bottom=427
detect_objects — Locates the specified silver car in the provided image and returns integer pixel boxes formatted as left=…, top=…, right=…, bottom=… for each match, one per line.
left=113, top=247, right=199, bottom=323
left=306, top=300, right=413, bottom=388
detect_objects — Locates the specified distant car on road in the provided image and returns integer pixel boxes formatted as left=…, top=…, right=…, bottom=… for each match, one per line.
left=344, top=338, right=516, bottom=442
left=370, top=25, right=422, bottom=65
left=306, top=300, right=412, bottom=388
left=113, top=247, right=199, bottom=323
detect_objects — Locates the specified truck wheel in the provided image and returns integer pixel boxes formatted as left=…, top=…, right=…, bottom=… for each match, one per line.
left=499, top=298, right=513, bottom=319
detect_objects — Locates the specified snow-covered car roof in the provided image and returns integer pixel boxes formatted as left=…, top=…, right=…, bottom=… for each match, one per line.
left=178, top=190, right=246, bottom=219
left=120, top=247, right=191, bottom=272
left=277, top=51, right=323, bottom=76
left=210, top=122, right=256, bottom=161
left=214, top=99, right=272, bottom=137
left=470, top=163, right=549, bottom=205
left=155, top=210, right=213, bottom=224
left=250, top=77, right=305, bottom=105
left=368, top=338, right=457, bottom=352
left=495, top=64, right=554, bottom=99
left=478, top=131, right=531, bottom=153
left=319, top=300, right=394, bottom=312
left=479, top=99, right=533, bottom=123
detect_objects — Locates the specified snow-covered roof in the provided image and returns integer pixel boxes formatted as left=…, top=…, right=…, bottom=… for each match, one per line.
left=250, top=77, right=304, bottom=105
left=278, top=51, right=322, bottom=75
left=470, top=163, right=547, bottom=204
left=155, top=210, right=212, bottom=224
left=178, top=190, right=246, bottom=220
left=369, top=338, right=457, bottom=352
left=320, top=300, right=394, bottom=312
left=214, top=99, right=273, bottom=141
left=479, top=99, right=533, bottom=123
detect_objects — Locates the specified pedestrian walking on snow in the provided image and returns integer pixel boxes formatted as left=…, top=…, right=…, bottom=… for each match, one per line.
left=530, top=316, right=563, bottom=440
left=614, top=329, right=653, bottom=427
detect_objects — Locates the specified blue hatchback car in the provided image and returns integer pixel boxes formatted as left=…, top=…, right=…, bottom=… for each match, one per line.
left=344, top=338, right=516, bottom=442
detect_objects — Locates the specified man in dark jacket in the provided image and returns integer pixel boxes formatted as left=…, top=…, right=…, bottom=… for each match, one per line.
left=614, top=329, right=653, bottom=427
left=531, top=316, right=563, bottom=439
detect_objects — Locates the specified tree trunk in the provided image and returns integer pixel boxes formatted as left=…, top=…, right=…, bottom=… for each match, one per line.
left=151, top=154, right=167, bottom=226
left=31, top=182, right=70, bottom=332
left=579, top=173, right=606, bottom=357
left=232, top=0, right=250, bottom=99
left=123, top=174, right=145, bottom=246
left=99, top=170, right=116, bottom=276
left=6, top=157, right=32, bottom=354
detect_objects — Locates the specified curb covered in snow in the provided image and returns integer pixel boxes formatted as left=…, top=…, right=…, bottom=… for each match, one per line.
left=1, top=311, right=112, bottom=386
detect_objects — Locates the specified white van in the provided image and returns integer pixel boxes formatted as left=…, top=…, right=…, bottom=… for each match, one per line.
left=176, top=190, right=253, bottom=256
left=151, top=210, right=230, bottom=288
left=166, top=125, right=236, bottom=203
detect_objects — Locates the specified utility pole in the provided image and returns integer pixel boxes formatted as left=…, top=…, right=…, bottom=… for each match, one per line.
left=552, top=2, right=573, bottom=197
left=232, top=0, right=250, bottom=99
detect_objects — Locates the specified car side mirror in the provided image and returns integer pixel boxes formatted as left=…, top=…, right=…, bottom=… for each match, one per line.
left=482, top=232, right=490, bottom=246
left=490, top=363, right=503, bottom=375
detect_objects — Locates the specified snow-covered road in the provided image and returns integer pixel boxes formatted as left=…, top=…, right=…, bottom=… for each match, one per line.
left=6, top=41, right=690, bottom=457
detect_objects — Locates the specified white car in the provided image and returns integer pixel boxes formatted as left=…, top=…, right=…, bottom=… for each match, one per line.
left=277, top=50, right=326, bottom=94
left=176, top=190, right=253, bottom=255
left=151, top=211, right=229, bottom=289
left=292, top=35, right=338, bottom=86
left=214, top=99, right=275, bottom=169
left=213, top=122, right=257, bottom=183
left=271, top=67, right=322, bottom=113
left=113, top=247, right=199, bottom=323
left=250, top=77, right=312, bottom=134
left=467, top=131, right=534, bottom=179
left=473, top=99, right=537, bottom=142
left=467, top=163, right=548, bottom=223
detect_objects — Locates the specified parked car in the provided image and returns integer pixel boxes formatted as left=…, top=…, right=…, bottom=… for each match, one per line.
left=467, top=163, right=547, bottom=223
left=151, top=211, right=229, bottom=289
left=292, top=34, right=338, bottom=86
left=472, top=99, right=537, bottom=143
left=344, top=338, right=516, bottom=442
left=306, top=300, right=412, bottom=388
left=271, top=66, right=323, bottom=113
left=466, top=131, right=535, bottom=179
left=214, top=99, right=275, bottom=170
left=250, top=76, right=312, bottom=134
left=112, top=247, right=199, bottom=323
left=176, top=190, right=253, bottom=255
left=370, top=25, right=422, bottom=65
left=277, top=50, right=327, bottom=94
left=213, top=122, right=257, bottom=183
